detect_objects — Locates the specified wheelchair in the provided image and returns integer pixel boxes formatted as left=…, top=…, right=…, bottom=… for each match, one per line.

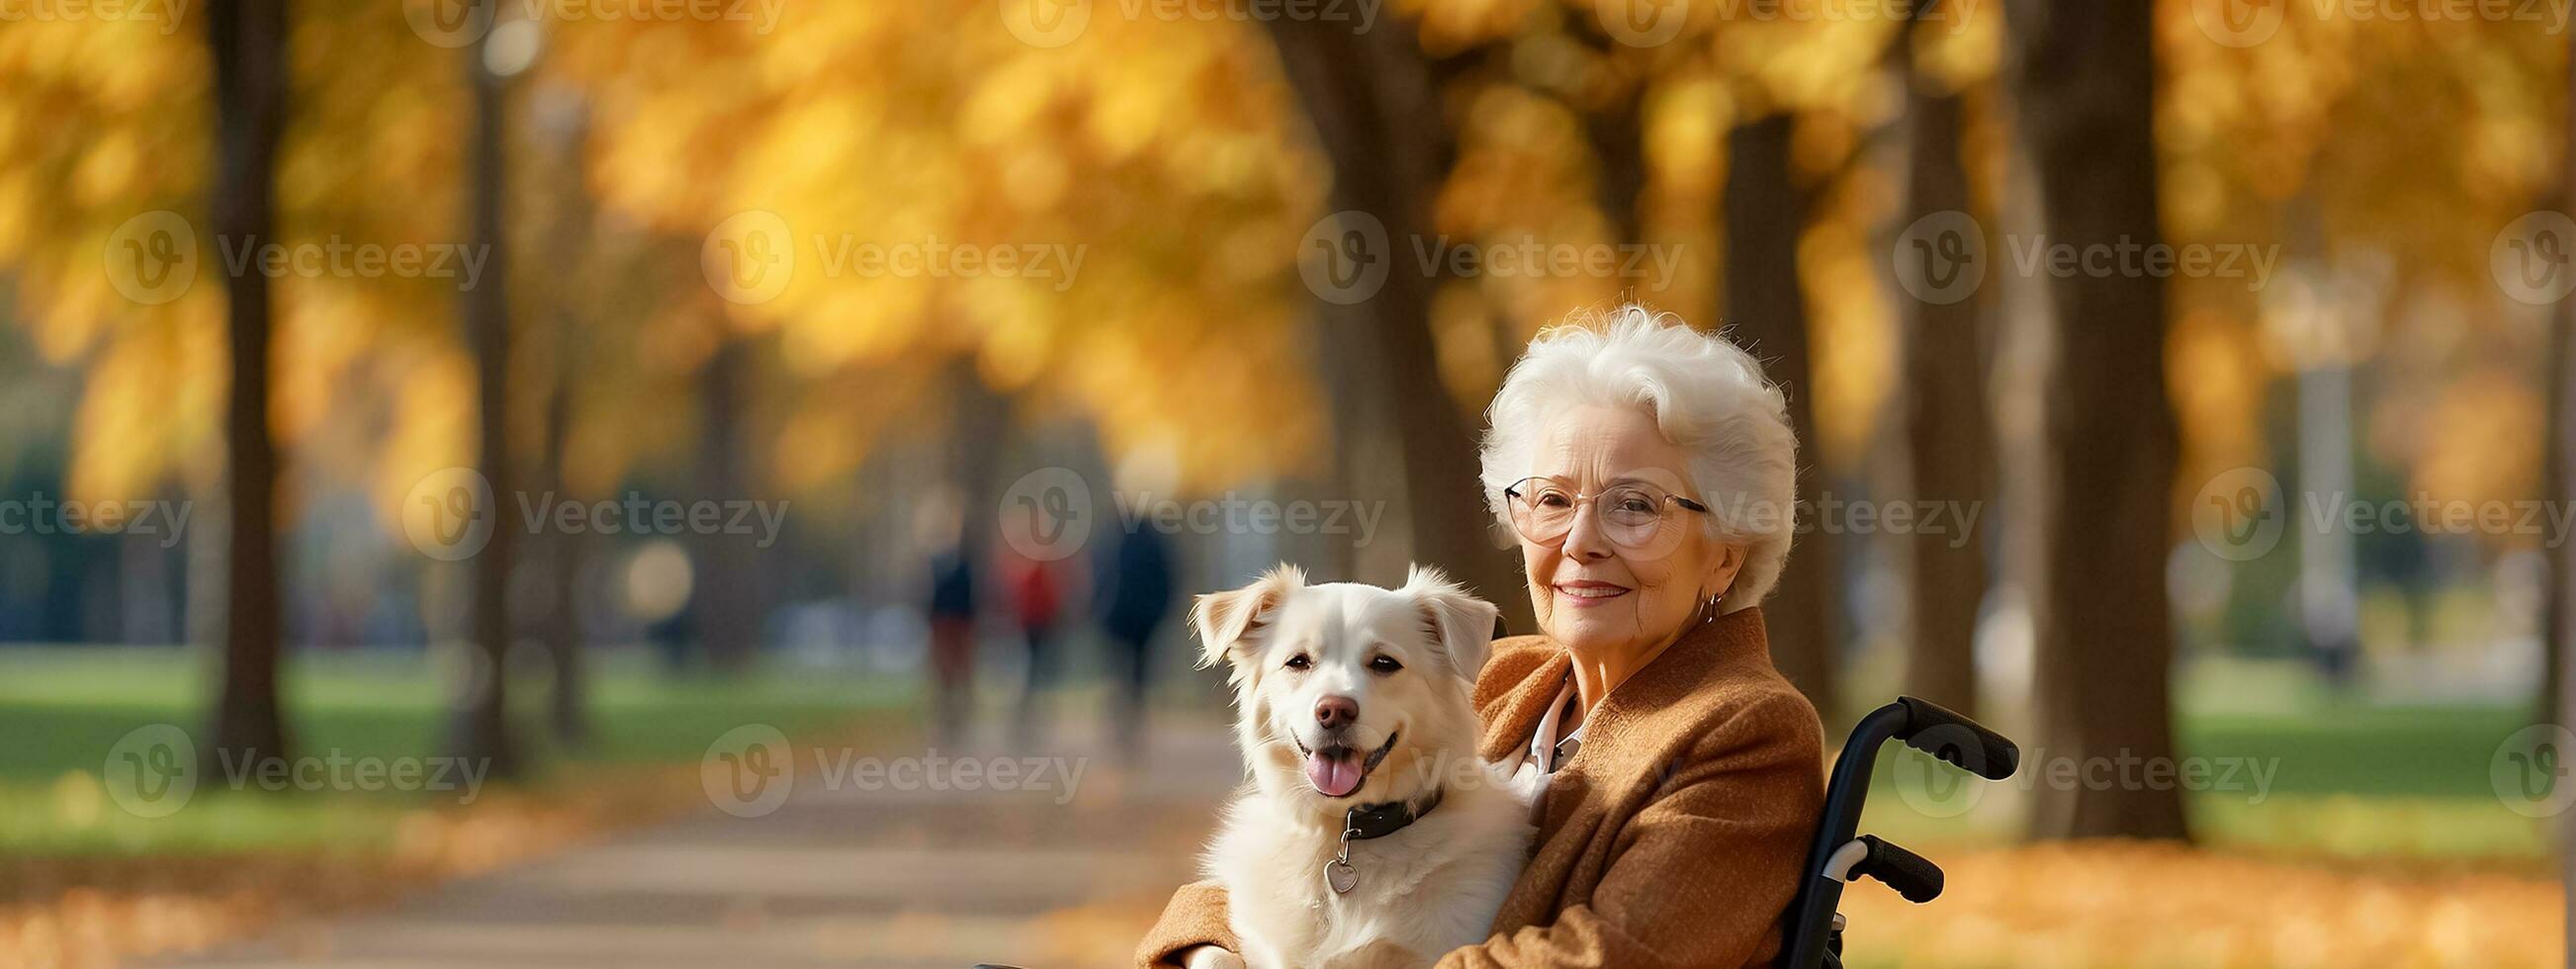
left=978, top=694, right=2019, bottom=969
left=1777, top=695, right=2021, bottom=969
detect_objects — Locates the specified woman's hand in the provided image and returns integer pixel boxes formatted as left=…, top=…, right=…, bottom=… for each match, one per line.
left=1181, top=944, right=1247, bottom=969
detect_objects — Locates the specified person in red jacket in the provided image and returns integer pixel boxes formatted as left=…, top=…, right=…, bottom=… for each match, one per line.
left=1006, top=553, right=1066, bottom=749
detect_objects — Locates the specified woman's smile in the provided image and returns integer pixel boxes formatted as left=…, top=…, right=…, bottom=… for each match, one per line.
left=1553, top=579, right=1633, bottom=606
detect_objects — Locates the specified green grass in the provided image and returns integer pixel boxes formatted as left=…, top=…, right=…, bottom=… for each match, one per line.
left=1852, top=699, right=2555, bottom=863
left=0, top=646, right=908, bottom=857
left=2181, top=704, right=2528, bottom=798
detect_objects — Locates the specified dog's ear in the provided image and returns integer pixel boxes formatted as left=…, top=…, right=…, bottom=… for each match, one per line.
left=1402, top=564, right=1500, bottom=680
left=1192, top=564, right=1305, bottom=670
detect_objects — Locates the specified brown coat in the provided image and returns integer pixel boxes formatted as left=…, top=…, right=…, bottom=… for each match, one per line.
left=1137, top=607, right=1825, bottom=969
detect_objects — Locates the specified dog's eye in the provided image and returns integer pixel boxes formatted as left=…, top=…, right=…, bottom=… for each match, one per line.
left=1284, top=654, right=1311, bottom=670
left=1369, top=656, right=1402, bottom=673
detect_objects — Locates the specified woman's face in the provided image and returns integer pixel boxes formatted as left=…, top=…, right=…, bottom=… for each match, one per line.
left=1517, top=404, right=1746, bottom=661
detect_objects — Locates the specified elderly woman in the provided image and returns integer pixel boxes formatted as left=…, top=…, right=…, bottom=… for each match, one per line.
left=1139, top=306, right=1825, bottom=968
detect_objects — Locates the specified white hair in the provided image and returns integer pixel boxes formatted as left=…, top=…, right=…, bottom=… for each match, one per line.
left=1476, top=305, right=1799, bottom=612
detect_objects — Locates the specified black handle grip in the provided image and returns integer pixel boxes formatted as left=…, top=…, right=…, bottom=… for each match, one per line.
left=1896, top=696, right=2019, bottom=781
left=1852, top=835, right=1943, bottom=904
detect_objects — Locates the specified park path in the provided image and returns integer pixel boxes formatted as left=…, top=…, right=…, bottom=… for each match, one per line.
left=169, top=704, right=1244, bottom=969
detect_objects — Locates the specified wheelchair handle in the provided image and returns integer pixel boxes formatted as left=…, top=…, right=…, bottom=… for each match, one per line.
left=1894, top=696, right=2019, bottom=781
left=1841, top=835, right=1943, bottom=904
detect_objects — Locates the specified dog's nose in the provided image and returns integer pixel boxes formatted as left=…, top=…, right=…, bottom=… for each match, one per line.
left=1314, top=695, right=1358, bottom=731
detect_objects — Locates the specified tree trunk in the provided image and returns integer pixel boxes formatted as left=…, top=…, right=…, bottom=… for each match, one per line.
left=1897, top=27, right=1993, bottom=718
left=692, top=336, right=761, bottom=675
left=546, top=521, right=587, bottom=744
left=946, top=354, right=1009, bottom=559
left=1589, top=107, right=1646, bottom=247
left=2541, top=29, right=2575, bottom=738
left=540, top=347, right=587, bottom=745
left=1724, top=113, right=1838, bottom=716
left=203, top=0, right=290, bottom=777
left=2552, top=233, right=2576, bottom=969
left=1263, top=18, right=1528, bottom=629
left=2005, top=0, right=2188, bottom=841
left=535, top=93, right=590, bottom=746
left=1318, top=292, right=1402, bottom=584
left=450, top=19, right=520, bottom=780
left=2538, top=65, right=2575, bottom=937
left=2550, top=287, right=2572, bottom=734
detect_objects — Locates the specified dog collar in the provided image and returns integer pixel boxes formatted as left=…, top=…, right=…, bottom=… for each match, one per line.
left=1345, top=788, right=1443, bottom=841
left=1324, top=788, right=1443, bottom=895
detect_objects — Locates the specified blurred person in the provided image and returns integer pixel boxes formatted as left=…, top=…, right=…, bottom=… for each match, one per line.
left=1007, top=549, right=1067, bottom=749
left=1140, top=306, right=1823, bottom=968
left=1096, top=524, right=1175, bottom=758
left=926, top=544, right=981, bottom=746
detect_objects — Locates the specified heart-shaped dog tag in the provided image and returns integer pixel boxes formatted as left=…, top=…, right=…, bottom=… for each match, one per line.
left=1325, top=859, right=1358, bottom=894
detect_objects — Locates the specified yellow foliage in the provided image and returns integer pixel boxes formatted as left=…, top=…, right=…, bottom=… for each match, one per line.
left=1, top=0, right=2566, bottom=526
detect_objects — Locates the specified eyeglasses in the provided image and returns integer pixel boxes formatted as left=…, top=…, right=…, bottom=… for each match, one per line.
left=1501, top=477, right=1711, bottom=552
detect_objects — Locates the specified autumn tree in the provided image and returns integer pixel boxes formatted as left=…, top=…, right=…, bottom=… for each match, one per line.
left=524, top=87, right=596, bottom=745
left=205, top=0, right=292, bottom=776
left=1260, top=16, right=1529, bottom=620
left=2005, top=0, right=2188, bottom=840
left=1894, top=6, right=1992, bottom=717
left=1722, top=110, right=1838, bottom=711
left=550, top=7, right=1328, bottom=570
left=0, top=2, right=507, bottom=771
left=450, top=9, right=523, bottom=779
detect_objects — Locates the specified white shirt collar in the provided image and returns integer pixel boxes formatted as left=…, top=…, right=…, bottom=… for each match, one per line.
left=1525, top=674, right=1585, bottom=771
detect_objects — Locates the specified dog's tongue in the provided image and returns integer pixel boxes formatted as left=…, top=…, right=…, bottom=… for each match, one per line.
left=1305, top=750, right=1364, bottom=798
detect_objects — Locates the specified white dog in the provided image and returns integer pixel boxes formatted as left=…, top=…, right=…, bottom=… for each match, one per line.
left=1189, top=565, right=1533, bottom=969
